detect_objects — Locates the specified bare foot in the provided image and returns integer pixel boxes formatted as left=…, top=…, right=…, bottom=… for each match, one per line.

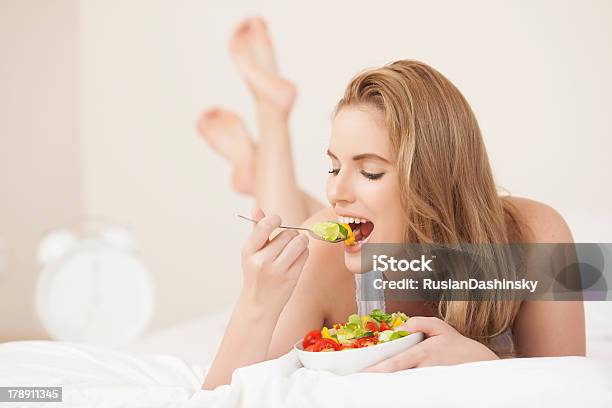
left=197, top=108, right=255, bottom=195
left=229, top=17, right=296, bottom=115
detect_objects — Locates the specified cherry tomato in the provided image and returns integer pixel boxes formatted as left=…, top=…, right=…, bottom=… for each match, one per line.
left=312, top=338, right=341, bottom=352
left=303, top=329, right=322, bottom=349
left=379, top=321, right=391, bottom=331
left=305, top=344, right=316, bottom=352
left=365, top=321, right=379, bottom=332
left=354, top=336, right=379, bottom=348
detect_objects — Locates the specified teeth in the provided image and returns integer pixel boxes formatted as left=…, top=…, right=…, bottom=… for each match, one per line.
left=337, top=216, right=370, bottom=225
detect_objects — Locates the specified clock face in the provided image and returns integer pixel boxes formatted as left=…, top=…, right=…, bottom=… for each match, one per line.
left=36, top=241, right=154, bottom=347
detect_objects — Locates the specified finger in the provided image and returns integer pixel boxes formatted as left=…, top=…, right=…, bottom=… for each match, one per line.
left=251, top=207, right=266, bottom=224
left=286, top=246, right=309, bottom=281
left=273, top=234, right=309, bottom=270
left=361, top=342, right=427, bottom=373
left=242, top=214, right=281, bottom=255
left=259, top=229, right=299, bottom=260
left=404, top=316, right=453, bottom=337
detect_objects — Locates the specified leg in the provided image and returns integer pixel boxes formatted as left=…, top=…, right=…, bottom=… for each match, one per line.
left=197, top=108, right=255, bottom=195
left=229, top=17, right=322, bottom=225
left=305, top=192, right=325, bottom=216
left=197, top=107, right=325, bottom=215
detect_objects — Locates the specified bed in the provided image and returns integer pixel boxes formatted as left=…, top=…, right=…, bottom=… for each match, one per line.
left=1, top=302, right=611, bottom=407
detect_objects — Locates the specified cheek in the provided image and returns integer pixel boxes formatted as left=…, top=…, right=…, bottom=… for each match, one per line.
left=370, top=178, right=405, bottom=242
left=325, top=177, right=334, bottom=205
left=385, top=202, right=406, bottom=242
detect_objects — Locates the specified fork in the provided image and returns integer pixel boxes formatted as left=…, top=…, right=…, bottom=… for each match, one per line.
left=234, top=213, right=346, bottom=243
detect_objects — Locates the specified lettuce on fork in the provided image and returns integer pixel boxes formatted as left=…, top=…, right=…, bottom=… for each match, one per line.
left=312, top=221, right=356, bottom=245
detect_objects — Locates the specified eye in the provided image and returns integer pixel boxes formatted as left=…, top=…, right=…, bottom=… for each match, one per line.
left=361, top=170, right=384, bottom=180
left=328, top=168, right=340, bottom=175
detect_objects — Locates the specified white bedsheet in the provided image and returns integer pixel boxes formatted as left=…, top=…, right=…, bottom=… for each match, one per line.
left=0, top=341, right=203, bottom=407
left=191, top=352, right=612, bottom=407
left=1, top=340, right=611, bottom=407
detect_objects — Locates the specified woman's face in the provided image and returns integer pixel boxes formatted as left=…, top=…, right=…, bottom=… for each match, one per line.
left=326, top=105, right=406, bottom=273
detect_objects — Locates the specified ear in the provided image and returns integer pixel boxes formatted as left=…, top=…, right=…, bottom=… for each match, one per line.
left=98, top=226, right=136, bottom=251
left=38, top=230, right=79, bottom=265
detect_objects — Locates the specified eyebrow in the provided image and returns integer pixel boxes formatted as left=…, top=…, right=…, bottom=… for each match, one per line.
left=326, top=149, right=391, bottom=164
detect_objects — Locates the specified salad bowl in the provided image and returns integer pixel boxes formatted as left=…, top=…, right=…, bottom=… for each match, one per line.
left=294, top=315, right=424, bottom=376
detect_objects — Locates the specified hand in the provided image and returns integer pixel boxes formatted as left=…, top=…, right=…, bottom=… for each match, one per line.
left=362, top=316, right=499, bottom=373
left=240, top=208, right=309, bottom=309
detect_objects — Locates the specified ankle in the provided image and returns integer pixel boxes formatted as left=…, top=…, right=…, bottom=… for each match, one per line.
left=256, top=101, right=292, bottom=123
left=251, top=77, right=296, bottom=116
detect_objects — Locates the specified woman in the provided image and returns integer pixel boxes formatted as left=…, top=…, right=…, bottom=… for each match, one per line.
left=198, top=17, right=585, bottom=390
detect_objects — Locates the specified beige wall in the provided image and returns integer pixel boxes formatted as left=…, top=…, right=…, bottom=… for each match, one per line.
left=2, top=0, right=611, bottom=340
left=78, top=0, right=612, bottom=334
left=0, top=0, right=80, bottom=340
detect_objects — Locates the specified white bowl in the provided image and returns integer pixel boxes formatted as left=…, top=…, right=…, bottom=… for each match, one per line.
left=294, top=332, right=424, bottom=375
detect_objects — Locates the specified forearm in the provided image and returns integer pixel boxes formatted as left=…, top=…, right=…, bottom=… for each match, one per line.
left=202, top=291, right=284, bottom=390
left=255, top=104, right=309, bottom=225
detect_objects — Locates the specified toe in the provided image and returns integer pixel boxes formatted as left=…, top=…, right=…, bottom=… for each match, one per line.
left=250, top=16, right=267, bottom=32
left=229, top=18, right=252, bottom=52
left=235, top=18, right=252, bottom=35
left=197, top=108, right=221, bottom=134
left=249, top=16, right=273, bottom=45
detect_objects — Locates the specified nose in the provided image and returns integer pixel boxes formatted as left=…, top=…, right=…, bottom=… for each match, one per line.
left=327, top=169, right=356, bottom=207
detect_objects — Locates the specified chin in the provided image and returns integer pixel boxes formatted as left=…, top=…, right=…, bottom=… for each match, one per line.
left=343, top=252, right=361, bottom=274
left=342, top=232, right=379, bottom=274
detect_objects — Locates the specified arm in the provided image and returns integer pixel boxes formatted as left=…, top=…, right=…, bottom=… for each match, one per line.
left=202, top=210, right=309, bottom=390
left=265, top=254, right=327, bottom=359
left=511, top=199, right=586, bottom=356
left=202, top=293, right=285, bottom=390
left=266, top=223, right=344, bottom=359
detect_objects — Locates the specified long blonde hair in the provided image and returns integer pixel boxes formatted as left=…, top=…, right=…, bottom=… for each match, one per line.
left=336, top=60, right=526, bottom=355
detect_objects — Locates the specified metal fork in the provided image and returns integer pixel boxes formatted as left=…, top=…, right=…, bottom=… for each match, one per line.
left=234, top=213, right=346, bottom=243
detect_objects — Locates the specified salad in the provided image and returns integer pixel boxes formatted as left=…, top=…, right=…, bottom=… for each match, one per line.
left=312, top=221, right=356, bottom=245
left=302, top=309, right=411, bottom=352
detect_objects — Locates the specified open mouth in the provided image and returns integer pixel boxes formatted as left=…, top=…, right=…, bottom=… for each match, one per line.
left=337, top=216, right=374, bottom=243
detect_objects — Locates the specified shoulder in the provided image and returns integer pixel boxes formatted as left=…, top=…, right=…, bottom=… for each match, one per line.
left=502, top=196, right=574, bottom=243
left=503, top=197, right=585, bottom=357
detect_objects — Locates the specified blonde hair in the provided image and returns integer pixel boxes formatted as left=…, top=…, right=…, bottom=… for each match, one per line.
left=336, top=60, right=526, bottom=355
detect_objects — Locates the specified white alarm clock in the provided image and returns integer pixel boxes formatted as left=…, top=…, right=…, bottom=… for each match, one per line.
left=36, top=224, right=154, bottom=347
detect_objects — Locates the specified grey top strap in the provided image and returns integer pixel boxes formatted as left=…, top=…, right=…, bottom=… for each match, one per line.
left=355, top=269, right=386, bottom=315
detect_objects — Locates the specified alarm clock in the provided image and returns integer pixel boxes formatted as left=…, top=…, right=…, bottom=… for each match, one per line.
left=36, top=223, right=154, bottom=347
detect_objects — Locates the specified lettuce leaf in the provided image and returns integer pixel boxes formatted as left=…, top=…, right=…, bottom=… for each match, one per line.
left=356, top=331, right=374, bottom=339
left=378, top=330, right=394, bottom=342
left=369, top=309, right=393, bottom=324
left=337, top=223, right=348, bottom=239
left=347, top=314, right=363, bottom=329
left=389, top=330, right=410, bottom=341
